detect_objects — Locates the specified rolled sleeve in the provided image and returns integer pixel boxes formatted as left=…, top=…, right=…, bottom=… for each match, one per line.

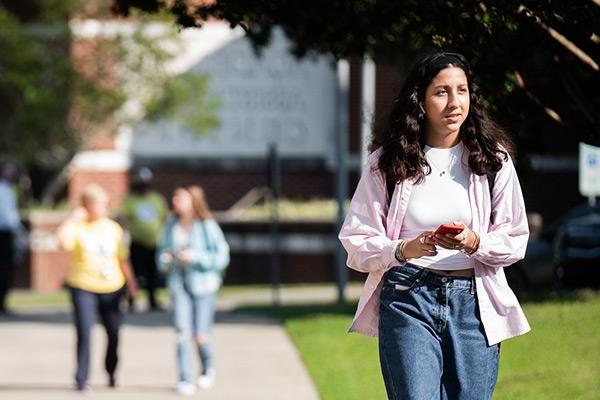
left=339, top=150, right=399, bottom=273
left=471, top=157, right=529, bottom=268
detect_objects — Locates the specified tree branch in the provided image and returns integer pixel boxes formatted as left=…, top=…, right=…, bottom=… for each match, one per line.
left=518, top=5, right=599, bottom=71
left=514, top=71, right=564, bottom=125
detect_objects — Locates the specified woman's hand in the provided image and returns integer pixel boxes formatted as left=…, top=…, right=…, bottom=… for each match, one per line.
left=402, top=231, right=438, bottom=259
left=177, top=249, right=193, bottom=265
left=159, top=252, right=174, bottom=264
left=431, top=221, right=479, bottom=253
left=71, top=206, right=88, bottom=221
left=126, top=279, right=139, bottom=299
left=57, top=206, right=89, bottom=251
left=119, top=260, right=139, bottom=298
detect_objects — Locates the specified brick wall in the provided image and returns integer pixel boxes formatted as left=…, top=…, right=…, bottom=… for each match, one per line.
left=69, top=169, right=129, bottom=211
left=20, top=215, right=365, bottom=291
left=27, top=212, right=71, bottom=292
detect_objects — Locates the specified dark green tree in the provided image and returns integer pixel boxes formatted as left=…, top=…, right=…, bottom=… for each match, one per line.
left=112, top=0, right=600, bottom=153
left=0, top=5, right=79, bottom=166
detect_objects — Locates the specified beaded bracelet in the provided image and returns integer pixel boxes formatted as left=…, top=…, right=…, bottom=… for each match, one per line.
left=395, top=239, right=408, bottom=262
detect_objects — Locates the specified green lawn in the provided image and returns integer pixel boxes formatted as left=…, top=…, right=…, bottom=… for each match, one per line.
left=237, top=292, right=600, bottom=400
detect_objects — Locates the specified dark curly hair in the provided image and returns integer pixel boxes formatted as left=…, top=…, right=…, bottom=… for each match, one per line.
left=370, top=52, right=514, bottom=184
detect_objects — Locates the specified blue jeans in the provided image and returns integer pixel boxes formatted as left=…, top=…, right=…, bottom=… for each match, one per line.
left=69, top=286, right=124, bottom=389
left=379, top=264, right=500, bottom=400
left=171, top=283, right=217, bottom=383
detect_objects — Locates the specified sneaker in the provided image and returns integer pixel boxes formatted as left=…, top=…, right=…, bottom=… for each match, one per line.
left=75, top=382, right=91, bottom=392
left=0, top=308, right=15, bottom=317
left=148, top=304, right=164, bottom=312
left=176, top=381, right=197, bottom=396
left=197, top=368, right=216, bottom=390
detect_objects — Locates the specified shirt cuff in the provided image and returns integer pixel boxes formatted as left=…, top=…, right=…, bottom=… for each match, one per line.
left=469, top=231, right=489, bottom=258
left=383, top=239, right=403, bottom=269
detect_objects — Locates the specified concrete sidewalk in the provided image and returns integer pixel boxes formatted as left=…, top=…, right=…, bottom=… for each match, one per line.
left=0, top=304, right=320, bottom=399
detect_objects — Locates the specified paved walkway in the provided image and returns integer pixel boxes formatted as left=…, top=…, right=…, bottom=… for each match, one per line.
left=0, top=284, right=362, bottom=400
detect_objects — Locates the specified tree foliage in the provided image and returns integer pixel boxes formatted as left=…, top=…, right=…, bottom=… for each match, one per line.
left=0, top=0, right=219, bottom=202
left=0, top=2, right=130, bottom=168
left=145, top=73, right=221, bottom=134
left=113, top=0, right=600, bottom=152
left=0, top=8, right=76, bottom=165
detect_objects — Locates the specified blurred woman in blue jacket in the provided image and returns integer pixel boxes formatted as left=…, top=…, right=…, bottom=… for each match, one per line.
left=157, top=185, right=229, bottom=396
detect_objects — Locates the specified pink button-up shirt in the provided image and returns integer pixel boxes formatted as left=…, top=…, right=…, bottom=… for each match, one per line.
left=339, top=148, right=531, bottom=345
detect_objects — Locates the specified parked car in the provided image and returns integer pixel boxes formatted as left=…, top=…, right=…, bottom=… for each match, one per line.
left=553, top=203, right=600, bottom=288
left=506, top=239, right=554, bottom=297
left=504, top=213, right=554, bottom=298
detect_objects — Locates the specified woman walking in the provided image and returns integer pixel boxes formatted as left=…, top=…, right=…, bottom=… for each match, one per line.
left=339, top=52, right=530, bottom=400
left=57, top=184, right=138, bottom=391
left=157, top=186, right=229, bottom=396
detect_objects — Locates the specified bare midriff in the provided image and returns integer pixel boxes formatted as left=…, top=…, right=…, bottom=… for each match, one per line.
left=422, top=267, right=475, bottom=278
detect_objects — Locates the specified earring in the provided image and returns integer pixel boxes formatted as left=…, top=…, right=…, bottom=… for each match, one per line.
left=418, top=104, right=426, bottom=119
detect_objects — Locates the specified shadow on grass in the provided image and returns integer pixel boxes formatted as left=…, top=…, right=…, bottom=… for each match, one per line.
left=518, top=288, right=600, bottom=303
left=234, top=301, right=358, bottom=322
left=235, top=289, right=600, bottom=322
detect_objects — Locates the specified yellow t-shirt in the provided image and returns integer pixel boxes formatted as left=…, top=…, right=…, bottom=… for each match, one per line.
left=64, top=218, right=128, bottom=293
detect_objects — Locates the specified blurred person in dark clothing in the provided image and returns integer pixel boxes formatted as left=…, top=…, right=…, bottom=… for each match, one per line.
left=120, top=167, right=168, bottom=311
left=0, top=162, right=20, bottom=315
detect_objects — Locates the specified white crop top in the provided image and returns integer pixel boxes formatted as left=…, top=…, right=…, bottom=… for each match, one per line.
left=399, top=142, right=475, bottom=270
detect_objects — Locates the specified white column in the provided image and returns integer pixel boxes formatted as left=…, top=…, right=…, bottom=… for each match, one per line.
left=335, top=59, right=350, bottom=303
left=360, top=58, right=376, bottom=169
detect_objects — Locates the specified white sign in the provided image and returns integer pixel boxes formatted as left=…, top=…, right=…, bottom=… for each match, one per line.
left=131, top=24, right=338, bottom=160
left=579, top=142, right=600, bottom=197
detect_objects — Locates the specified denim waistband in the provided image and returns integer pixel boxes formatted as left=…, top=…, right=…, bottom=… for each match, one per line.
left=392, top=263, right=475, bottom=289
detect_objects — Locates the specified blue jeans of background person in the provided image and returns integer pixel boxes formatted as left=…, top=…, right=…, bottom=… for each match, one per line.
left=171, top=283, right=216, bottom=383
left=379, top=263, right=500, bottom=400
left=69, top=286, right=124, bottom=389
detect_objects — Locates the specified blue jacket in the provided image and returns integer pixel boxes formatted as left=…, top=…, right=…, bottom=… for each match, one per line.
left=157, top=217, right=230, bottom=296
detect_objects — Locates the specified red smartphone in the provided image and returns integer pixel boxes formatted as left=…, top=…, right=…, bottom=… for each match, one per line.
left=434, top=224, right=463, bottom=236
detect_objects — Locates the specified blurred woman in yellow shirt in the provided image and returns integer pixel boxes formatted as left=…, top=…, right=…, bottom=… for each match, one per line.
left=57, top=184, right=138, bottom=391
